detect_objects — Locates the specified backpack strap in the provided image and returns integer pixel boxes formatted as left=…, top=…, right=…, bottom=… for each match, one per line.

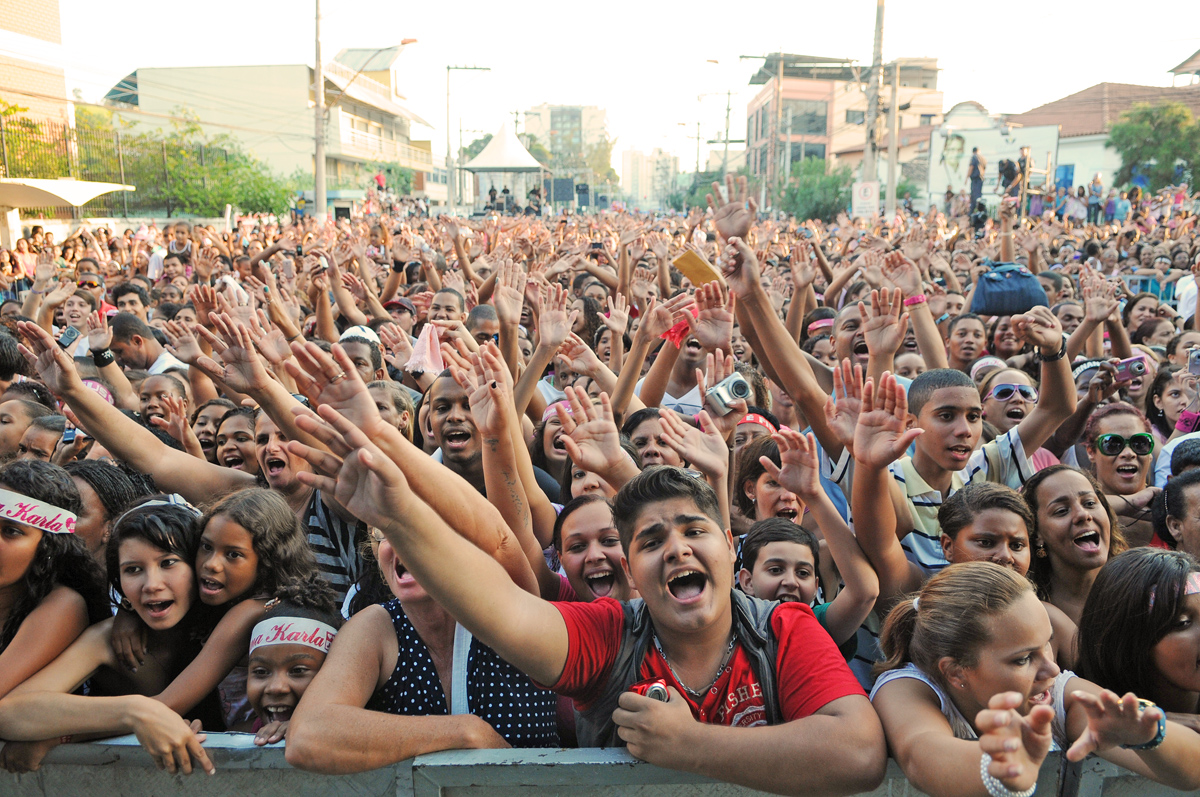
left=575, top=599, right=655, bottom=747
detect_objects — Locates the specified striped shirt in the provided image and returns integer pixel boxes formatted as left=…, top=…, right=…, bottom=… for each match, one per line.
left=304, top=490, right=365, bottom=604
left=888, top=427, right=1033, bottom=577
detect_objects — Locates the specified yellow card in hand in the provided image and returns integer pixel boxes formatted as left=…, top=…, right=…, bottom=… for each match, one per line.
left=671, top=250, right=726, bottom=290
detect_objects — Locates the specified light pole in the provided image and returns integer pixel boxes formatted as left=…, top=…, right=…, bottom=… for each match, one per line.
left=446, top=65, right=490, bottom=211
left=862, top=0, right=886, bottom=184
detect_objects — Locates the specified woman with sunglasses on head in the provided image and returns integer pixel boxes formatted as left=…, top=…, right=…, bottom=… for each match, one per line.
left=1083, top=402, right=1160, bottom=548
left=979, top=369, right=1060, bottom=472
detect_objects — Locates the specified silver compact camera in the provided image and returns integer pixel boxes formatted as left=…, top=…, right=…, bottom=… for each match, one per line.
left=705, top=373, right=751, bottom=415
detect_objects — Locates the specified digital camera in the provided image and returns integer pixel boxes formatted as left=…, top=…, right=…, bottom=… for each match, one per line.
left=706, top=373, right=752, bottom=415
left=629, top=678, right=669, bottom=702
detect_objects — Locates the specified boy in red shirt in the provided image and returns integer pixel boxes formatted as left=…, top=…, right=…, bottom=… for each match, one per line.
left=290, top=384, right=886, bottom=795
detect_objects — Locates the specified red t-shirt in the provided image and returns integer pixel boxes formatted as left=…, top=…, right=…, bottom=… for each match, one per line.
left=550, top=597, right=864, bottom=726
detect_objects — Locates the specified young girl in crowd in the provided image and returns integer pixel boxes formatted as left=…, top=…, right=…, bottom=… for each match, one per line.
left=1077, top=548, right=1200, bottom=722
left=213, top=408, right=259, bottom=475
left=0, top=460, right=109, bottom=703
left=1082, top=402, right=1159, bottom=546
left=246, top=574, right=342, bottom=746
left=871, top=561, right=1200, bottom=797
left=552, top=495, right=636, bottom=603
left=190, top=398, right=236, bottom=464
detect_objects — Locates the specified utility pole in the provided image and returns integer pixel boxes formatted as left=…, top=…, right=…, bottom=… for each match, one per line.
left=722, top=90, right=732, bottom=179
left=862, top=0, right=885, bottom=185
left=695, top=121, right=701, bottom=187
left=445, top=65, right=490, bottom=211
left=313, top=0, right=326, bottom=222
left=782, top=107, right=793, bottom=195
left=885, top=61, right=900, bottom=218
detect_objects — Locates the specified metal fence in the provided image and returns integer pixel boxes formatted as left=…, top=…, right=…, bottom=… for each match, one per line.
left=0, top=116, right=231, bottom=218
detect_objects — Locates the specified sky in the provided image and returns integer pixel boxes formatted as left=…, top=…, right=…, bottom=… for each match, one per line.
left=55, top=0, right=1200, bottom=176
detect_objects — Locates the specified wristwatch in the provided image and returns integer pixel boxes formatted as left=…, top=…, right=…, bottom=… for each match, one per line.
left=1035, top=333, right=1069, bottom=363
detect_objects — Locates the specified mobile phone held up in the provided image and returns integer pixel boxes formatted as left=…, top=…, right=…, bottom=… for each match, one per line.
left=57, top=326, right=82, bottom=351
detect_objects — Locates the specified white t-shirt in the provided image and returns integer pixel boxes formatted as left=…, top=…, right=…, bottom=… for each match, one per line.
left=633, top=376, right=703, bottom=416
left=1176, top=275, right=1196, bottom=323
left=148, top=349, right=188, bottom=375
left=1156, top=431, right=1200, bottom=487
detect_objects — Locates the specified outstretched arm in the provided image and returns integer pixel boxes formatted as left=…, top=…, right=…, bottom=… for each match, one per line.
left=1012, top=306, right=1075, bottom=456
left=287, top=404, right=569, bottom=687
left=16, top=322, right=253, bottom=503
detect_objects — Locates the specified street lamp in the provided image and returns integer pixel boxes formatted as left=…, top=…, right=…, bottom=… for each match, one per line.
left=446, top=65, right=490, bottom=210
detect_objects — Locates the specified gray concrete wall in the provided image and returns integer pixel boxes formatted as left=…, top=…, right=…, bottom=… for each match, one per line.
left=3, top=733, right=1195, bottom=797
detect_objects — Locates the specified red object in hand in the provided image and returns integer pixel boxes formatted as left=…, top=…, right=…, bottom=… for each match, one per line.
left=628, top=678, right=670, bottom=701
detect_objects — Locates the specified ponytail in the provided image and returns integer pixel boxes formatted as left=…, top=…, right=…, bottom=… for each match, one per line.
left=876, top=597, right=919, bottom=674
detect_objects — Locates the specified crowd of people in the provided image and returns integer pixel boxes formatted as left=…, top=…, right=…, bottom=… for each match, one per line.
left=0, top=174, right=1199, bottom=796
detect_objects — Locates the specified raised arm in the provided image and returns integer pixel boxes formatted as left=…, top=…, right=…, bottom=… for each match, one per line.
left=288, top=403, right=569, bottom=687
left=1011, top=306, right=1076, bottom=456
left=17, top=322, right=253, bottom=502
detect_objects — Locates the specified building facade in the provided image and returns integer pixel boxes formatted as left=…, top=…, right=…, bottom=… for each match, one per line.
left=621, top=148, right=677, bottom=210
left=523, top=104, right=608, bottom=170
left=745, top=54, right=943, bottom=195
left=102, top=49, right=432, bottom=188
left=0, top=0, right=69, bottom=122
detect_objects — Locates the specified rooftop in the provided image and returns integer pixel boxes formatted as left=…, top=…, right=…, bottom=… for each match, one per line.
left=1005, top=82, right=1200, bottom=137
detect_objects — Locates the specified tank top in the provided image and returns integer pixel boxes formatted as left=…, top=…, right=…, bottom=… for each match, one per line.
left=365, top=598, right=559, bottom=748
left=870, top=663, right=1074, bottom=750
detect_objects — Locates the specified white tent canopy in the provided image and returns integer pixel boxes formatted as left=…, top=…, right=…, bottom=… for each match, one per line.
left=0, top=178, right=135, bottom=248
left=0, top=178, right=135, bottom=208
left=462, top=124, right=544, bottom=173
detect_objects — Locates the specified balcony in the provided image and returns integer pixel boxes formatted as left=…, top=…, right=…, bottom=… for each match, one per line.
left=331, top=121, right=433, bottom=172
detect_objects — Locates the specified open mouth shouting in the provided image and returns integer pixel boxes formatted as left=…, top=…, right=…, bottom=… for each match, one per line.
left=666, top=569, right=708, bottom=603
left=1072, top=528, right=1103, bottom=554
left=852, top=338, right=869, bottom=362
left=142, top=599, right=175, bottom=621
left=1114, top=464, right=1141, bottom=485
left=1005, top=406, right=1027, bottom=422
left=775, top=506, right=799, bottom=521
left=199, top=576, right=225, bottom=600
left=264, top=456, right=288, bottom=478
left=583, top=566, right=617, bottom=598
left=259, top=704, right=296, bottom=724
left=223, top=452, right=247, bottom=470
left=442, top=427, right=472, bottom=453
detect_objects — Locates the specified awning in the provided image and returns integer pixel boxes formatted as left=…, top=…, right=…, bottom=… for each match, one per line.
left=0, top=178, right=135, bottom=208
left=463, top=124, right=545, bottom=173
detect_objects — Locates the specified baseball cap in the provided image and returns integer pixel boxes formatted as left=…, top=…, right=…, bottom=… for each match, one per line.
left=383, top=297, right=417, bottom=315
left=339, top=325, right=381, bottom=346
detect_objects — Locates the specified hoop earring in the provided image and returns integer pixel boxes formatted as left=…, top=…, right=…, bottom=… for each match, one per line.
left=119, top=597, right=133, bottom=612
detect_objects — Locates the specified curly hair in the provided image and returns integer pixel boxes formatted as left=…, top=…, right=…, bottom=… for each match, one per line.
left=0, top=461, right=109, bottom=650
left=199, top=488, right=319, bottom=600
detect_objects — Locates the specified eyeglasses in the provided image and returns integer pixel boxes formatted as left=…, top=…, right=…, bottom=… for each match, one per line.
left=1094, top=433, right=1155, bottom=457
left=77, top=279, right=101, bottom=289
left=987, top=383, right=1038, bottom=403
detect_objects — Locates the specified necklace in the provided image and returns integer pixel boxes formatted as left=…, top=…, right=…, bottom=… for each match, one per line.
left=652, top=631, right=737, bottom=701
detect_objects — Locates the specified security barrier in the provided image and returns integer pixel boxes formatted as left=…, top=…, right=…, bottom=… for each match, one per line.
left=2, top=733, right=1194, bottom=796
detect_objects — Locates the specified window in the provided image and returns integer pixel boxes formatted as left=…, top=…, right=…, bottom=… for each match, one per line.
left=846, top=109, right=865, bottom=125
left=920, top=114, right=935, bottom=126
left=782, top=99, right=827, bottom=136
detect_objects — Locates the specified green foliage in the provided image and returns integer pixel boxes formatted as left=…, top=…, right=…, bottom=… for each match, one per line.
left=1107, top=102, right=1200, bottom=190
left=586, top=136, right=619, bottom=185
left=525, top=134, right=552, bottom=167
left=666, top=170, right=721, bottom=212
left=369, top=162, right=414, bottom=195
left=461, top=134, right=491, bottom=161
left=780, top=159, right=853, bottom=221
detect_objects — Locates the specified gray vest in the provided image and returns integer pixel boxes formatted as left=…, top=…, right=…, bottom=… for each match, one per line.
left=575, top=590, right=783, bottom=747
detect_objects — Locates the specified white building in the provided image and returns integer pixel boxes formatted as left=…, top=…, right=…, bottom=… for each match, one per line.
left=621, top=148, right=677, bottom=210
left=102, top=47, right=433, bottom=191
left=523, top=104, right=608, bottom=167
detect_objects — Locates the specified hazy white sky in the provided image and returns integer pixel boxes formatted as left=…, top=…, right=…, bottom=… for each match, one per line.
left=57, top=0, right=1200, bottom=170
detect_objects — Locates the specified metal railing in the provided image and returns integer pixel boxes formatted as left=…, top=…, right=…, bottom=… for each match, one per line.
left=3, top=734, right=1185, bottom=797
left=323, top=60, right=396, bottom=109
left=334, top=121, right=433, bottom=170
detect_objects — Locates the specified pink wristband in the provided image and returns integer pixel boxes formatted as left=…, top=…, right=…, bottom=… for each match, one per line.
left=903, top=294, right=928, bottom=307
left=1178, top=410, right=1200, bottom=434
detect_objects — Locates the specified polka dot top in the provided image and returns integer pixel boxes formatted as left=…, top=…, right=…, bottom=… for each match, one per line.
left=365, top=598, right=559, bottom=748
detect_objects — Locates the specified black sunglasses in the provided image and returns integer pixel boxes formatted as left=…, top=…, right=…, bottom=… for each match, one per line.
left=1094, top=433, right=1154, bottom=457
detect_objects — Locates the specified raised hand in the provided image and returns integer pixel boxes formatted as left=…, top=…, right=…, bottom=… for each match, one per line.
left=286, top=341, right=384, bottom=436
left=881, top=251, right=923, bottom=297
left=1066, top=690, right=1165, bottom=762
left=790, top=241, right=818, bottom=290
left=852, top=372, right=924, bottom=470
left=695, top=348, right=748, bottom=439
left=192, top=314, right=273, bottom=394
left=186, top=284, right=219, bottom=328
left=148, top=394, right=194, bottom=448
left=602, top=293, right=630, bottom=335
left=718, top=236, right=761, bottom=299
left=759, top=428, right=822, bottom=499
left=246, top=309, right=292, bottom=367
left=823, top=359, right=865, bottom=454
left=492, top=259, right=526, bottom=327
left=859, top=288, right=909, bottom=358
left=706, top=174, right=758, bottom=242
left=658, top=408, right=729, bottom=480
left=976, top=691, right=1054, bottom=794
left=378, top=322, right=413, bottom=372
left=451, top=343, right=511, bottom=438
left=555, top=387, right=626, bottom=477
left=537, top=283, right=577, bottom=350
left=163, top=320, right=203, bottom=365
left=85, top=309, right=113, bottom=352
left=685, top=281, right=735, bottom=352
left=557, top=333, right=604, bottom=378
left=16, top=321, right=84, bottom=396
left=1010, top=305, right=1064, bottom=351
left=289, top=403, right=412, bottom=533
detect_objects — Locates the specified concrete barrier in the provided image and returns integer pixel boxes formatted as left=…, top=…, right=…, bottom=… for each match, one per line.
left=2, top=733, right=1193, bottom=796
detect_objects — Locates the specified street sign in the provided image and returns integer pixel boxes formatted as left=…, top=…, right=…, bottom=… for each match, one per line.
left=851, top=181, right=879, bottom=218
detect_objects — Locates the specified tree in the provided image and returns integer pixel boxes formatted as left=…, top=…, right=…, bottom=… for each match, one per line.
left=1107, top=102, right=1200, bottom=190
left=585, top=135, right=619, bottom=185
left=461, top=134, right=491, bottom=161
left=780, top=158, right=853, bottom=222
